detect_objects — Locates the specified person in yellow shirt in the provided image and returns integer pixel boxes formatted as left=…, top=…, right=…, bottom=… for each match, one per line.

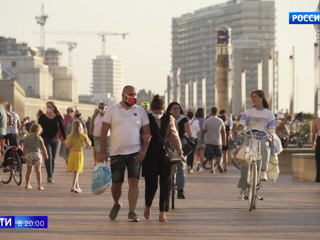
left=65, top=121, right=91, bottom=193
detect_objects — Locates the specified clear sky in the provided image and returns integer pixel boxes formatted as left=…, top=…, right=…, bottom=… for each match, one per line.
left=0, top=0, right=317, bottom=113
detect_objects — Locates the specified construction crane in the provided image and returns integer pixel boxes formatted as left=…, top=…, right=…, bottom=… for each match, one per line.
left=96, top=32, right=128, bottom=55
left=35, top=4, right=49, bottom=58
left=56, top=41, right=77, bottom=66
left=41, top=31, right=129, bottom=55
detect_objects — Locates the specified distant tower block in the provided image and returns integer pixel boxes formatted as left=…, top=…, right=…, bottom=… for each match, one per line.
left=216, top=26, right=232, bottom=115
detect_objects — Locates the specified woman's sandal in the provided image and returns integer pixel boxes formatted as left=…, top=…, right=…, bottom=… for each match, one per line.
left=144, top=206, right=151, bottom=220
left=25, top=185, right=32, bottom=190
left=159, top=212, right=167, bottom=222
left=38, top=186, right=45, bottom=190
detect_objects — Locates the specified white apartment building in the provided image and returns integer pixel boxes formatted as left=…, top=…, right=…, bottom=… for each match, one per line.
left=91, top=55, right=123, bottom=104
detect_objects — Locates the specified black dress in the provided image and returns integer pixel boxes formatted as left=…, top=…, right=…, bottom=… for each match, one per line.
left=142, top=113, right=172, bottom=212
left=142, top=113, right=170, bottom=177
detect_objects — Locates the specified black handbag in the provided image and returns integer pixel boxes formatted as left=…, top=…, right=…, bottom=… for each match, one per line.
left=155, top=125, right=181, bottom=164
left=182, top=136, right=196, bottom=156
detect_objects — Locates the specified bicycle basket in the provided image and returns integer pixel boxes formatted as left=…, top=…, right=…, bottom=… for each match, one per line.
left=249, top=138, right=262, bottom=161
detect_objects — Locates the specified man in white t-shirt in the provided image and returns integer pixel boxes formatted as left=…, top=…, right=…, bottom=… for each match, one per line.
left=100, top=85, right=151, bottom=222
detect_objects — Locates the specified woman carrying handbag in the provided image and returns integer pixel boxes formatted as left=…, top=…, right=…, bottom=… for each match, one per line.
left=166, top=102, right=195, bottom=199
left=142, top=95, right=184, bottom=222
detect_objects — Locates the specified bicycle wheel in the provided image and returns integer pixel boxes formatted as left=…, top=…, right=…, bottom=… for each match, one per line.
left=12, top=152, right=22, bottom=186
left=231, top=147, right=241, bottom=169
left=1, top=165, right=12, bottom=184
left=247, top=161, right=257, bottom=211
left=253, top=182, right=261, bottom=209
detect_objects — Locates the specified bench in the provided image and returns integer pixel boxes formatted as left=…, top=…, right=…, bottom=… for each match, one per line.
left=291, top=153, right=316, bottom=181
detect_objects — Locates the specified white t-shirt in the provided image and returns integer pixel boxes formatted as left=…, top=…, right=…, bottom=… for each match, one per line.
left=93, top=114, right=104, bottom=137
left=189, top=119, right=200, bottom=139
left=239, top=107, right=276, bottom=134
left=202, top=116, right=225, bottom=145
left=103, top=103, right=149, bottom=156
left=7, top=111, right=20, bottom=134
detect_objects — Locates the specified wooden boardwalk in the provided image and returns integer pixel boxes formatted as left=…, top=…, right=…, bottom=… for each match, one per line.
left=1, top=148, right=320, bottom=240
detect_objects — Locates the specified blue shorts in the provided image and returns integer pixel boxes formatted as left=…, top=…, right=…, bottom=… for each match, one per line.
left=110, top=152, right=141, bottom=184
left=204, top=144, right=222, bottom=160
left=93, top=136, right=109, bottom=152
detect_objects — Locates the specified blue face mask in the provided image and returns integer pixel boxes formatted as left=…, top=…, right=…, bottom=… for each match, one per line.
left=152, top=113, right=163, bottom=119
left=286, top=121, right=292, bottom=125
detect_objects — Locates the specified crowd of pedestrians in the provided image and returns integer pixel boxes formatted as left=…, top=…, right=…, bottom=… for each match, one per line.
left=2, top=86, right=320, bottom=223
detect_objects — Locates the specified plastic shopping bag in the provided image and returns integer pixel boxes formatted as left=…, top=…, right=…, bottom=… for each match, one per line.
left=267, top=156, right=280, bottom=182
left=92, top=163, right=112, bottom=195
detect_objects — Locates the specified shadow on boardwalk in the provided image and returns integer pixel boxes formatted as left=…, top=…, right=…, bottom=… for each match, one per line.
left=1, top=148, right=320, bottom=240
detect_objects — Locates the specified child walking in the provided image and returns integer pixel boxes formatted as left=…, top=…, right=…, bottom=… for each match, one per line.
left=23, top=124, right=48, bottom=190
left=65, top=121, right=91, bottom=193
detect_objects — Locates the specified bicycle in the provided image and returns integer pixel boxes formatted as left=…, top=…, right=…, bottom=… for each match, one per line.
left=1, top=134, right=23, bottom=185
left=287, top=132, right=309, bottom=148
left=236, top=131, right=268, bottom=211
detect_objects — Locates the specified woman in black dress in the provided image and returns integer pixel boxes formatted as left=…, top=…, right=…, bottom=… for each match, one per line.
left=142, top=95, right=184, bottom=222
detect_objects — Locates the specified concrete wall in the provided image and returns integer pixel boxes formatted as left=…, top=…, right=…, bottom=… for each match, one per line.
left=0, top=79, right=26, bottom=117
left=292, top=153, right=316, bottom=181
left=277, top=148, right=314, bottom=174
left=0, top=79, right=96, bottom=121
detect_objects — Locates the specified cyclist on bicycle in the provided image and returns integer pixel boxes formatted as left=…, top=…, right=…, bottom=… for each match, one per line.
left=233, top=90, right=275, bottom=198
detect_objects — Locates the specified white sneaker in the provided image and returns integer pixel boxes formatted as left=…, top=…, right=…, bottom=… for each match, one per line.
left=238, top=188, right=246, bottom=199
left=260, top=171, right=268, bottom=181
left=198, top=167, right=204, bottom=173
left=196, top=162, right=201, bottom=171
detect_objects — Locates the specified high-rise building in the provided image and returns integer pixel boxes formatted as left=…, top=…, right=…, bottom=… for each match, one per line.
left=170, top=0, right=276, bottom=115
left=91, top=55, right=123, bottom=104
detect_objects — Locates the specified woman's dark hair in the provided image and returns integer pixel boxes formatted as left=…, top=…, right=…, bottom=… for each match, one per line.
left=186, top=110, right=193, bottom=119
left=195, top=108, right=204, bottom=118
left=251, top=90, right=270, bottom=110
left=219, top=115, right=227, bottom=122
left=165, top=102, right=184, bottom=115
left=37, top=109, right=44, bottom=119
left=150, top=94, right=165, bottom=111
